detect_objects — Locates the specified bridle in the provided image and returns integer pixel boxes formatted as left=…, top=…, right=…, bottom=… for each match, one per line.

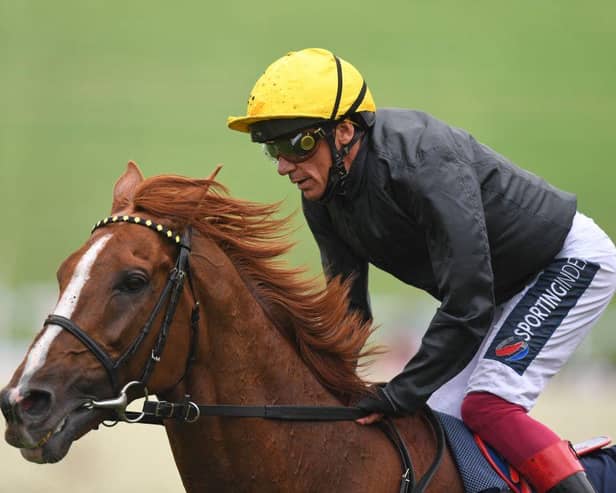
left=44, top=215, right=199, bottom=404
left=45, top=214, right=445, bottom=492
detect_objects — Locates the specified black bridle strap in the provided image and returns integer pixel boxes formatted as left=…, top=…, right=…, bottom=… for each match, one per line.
left=121, top=401, right=444, bottom=493
left=377, top=418, right=415, bottom=493
left=114, top=277, right=176, bottom=369
left=123, top=402, right=414, bottom=492
left=412, top=406, right=446, bottom=493
left=139, top=263, right=188, bottom=384
left=46, top=314, right=119, bottom=392
left=141, top=401, right=366, bottom=421
left=119, top=227, right=193, bottom=382
left=44, top=226, right=195, bottom=395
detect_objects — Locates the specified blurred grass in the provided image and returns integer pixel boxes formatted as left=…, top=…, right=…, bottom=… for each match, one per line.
left=1, top=0, right=615, bottom=294
left=1, top=3, right=615, bottom=488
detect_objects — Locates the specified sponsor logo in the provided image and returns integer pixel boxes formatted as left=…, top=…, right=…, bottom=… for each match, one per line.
left=485, top=258, right=599, bottom=375
left=494, top=336, right=529, bottom=361
left=512, top=258, right=591, bottom=343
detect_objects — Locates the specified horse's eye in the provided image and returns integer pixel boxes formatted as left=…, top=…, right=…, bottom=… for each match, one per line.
left=118, top=273, right=149, bottom=293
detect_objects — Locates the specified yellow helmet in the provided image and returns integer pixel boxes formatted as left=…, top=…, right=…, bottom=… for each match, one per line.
left=227, top=48, right=375, bottom=140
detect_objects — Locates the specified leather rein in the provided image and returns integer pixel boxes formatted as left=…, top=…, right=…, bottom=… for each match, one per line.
left=46, top=215, right=445, bottom=493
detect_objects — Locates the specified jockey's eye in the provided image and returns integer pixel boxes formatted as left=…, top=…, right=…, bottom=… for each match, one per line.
left=117, top=272, right=149, bottom=293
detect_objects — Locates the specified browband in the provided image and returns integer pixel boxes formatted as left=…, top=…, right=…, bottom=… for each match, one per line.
left=92, top=215, right=183, bottom=246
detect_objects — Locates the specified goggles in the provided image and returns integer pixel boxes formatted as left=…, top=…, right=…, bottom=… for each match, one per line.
left=263, top=128, right=326, bottom=163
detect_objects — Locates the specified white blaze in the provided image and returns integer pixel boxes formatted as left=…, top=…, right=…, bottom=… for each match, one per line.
left=18, top=234, right=113, bottom=389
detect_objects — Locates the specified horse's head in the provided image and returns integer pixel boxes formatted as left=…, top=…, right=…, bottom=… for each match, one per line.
left=0, top=162, right=197, bottom=463
left=2, top=161, right=375, bottom=471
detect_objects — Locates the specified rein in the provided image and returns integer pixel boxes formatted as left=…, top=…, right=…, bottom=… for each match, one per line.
left=51, top=215, right=445, bottom=493
left=99, top=381, right=445, bottom=493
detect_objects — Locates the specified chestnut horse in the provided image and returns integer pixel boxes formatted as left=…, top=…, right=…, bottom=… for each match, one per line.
left=0, top=163, right=464, bottom=492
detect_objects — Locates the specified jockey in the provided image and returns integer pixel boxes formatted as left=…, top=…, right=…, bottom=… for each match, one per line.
left=227, top=48, right=616, bottom=493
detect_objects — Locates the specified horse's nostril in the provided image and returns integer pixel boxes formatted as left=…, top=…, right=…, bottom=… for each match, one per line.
left=0, top=389, right=14, bottom=422
left=0, top=387, right=56, bottom=425
left=19, top=389, right=53, bottom=418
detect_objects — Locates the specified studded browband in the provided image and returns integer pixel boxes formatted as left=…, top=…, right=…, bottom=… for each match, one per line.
left=92, top=215, right=183, bottom=245
left=46, top=214, right=196, bottom=395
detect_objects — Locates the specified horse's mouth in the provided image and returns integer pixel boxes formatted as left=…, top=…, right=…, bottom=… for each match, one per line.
left=10, top=405, right=103, bottom=464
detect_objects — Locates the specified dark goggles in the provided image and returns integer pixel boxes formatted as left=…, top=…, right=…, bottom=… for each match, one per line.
left=263, top=128, right=326, bottom=163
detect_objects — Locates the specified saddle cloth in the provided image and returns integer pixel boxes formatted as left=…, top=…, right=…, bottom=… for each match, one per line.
left=436, top=412, right=508, bottom=493
left=436, top=412, right=611, bottom=493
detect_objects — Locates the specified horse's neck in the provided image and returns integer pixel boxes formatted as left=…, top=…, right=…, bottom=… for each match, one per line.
left=163, top=246, right=355, bottom=490
left=160, top=240, right=463, bottom=493
left=187, top=250, right=337, bottom=407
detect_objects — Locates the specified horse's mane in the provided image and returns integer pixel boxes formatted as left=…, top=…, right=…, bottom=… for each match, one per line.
left=131, top=174, right=377, bottom=402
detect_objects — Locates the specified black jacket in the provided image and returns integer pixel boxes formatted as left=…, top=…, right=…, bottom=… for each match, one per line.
left=302, top=108, right=577, bottom=413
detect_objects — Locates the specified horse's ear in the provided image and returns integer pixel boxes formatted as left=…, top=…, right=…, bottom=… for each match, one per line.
left=111, top=161, right=144, bottom=213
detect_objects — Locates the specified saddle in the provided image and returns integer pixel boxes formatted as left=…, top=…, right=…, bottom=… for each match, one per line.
left=436, top=412, right=612, bottom=493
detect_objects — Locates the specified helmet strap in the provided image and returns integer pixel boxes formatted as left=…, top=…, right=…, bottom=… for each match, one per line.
left=318, top=126, right=363, bottom=204
left=316, top=54, right=367, bottom=204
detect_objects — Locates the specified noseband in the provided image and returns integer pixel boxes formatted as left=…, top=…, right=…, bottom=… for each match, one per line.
left=44, top=215, right=199, bottom=396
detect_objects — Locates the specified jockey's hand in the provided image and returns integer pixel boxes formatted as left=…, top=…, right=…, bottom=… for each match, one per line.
left=356, top=412, right=384, bottom=425
left=355, top=385, right=398, bottom=423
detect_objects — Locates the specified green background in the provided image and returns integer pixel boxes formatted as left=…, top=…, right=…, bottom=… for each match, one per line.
left=1, top=0, right=615, bottom=294
left=1, top=2, right=616, bottom=490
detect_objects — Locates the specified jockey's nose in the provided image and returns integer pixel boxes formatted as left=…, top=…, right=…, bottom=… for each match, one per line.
left=277, top=156, right=296, bottom=176
left=0, top=386, right=53, bottom=425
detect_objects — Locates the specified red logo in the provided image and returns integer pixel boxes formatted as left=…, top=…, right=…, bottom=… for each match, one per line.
left=495, top=337, right=529, bottom=361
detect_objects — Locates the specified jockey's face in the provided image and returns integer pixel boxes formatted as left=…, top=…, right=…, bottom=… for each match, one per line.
left=276, top=135, right=331, bottom=201
left=276, top=122, right=356, bottom=201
